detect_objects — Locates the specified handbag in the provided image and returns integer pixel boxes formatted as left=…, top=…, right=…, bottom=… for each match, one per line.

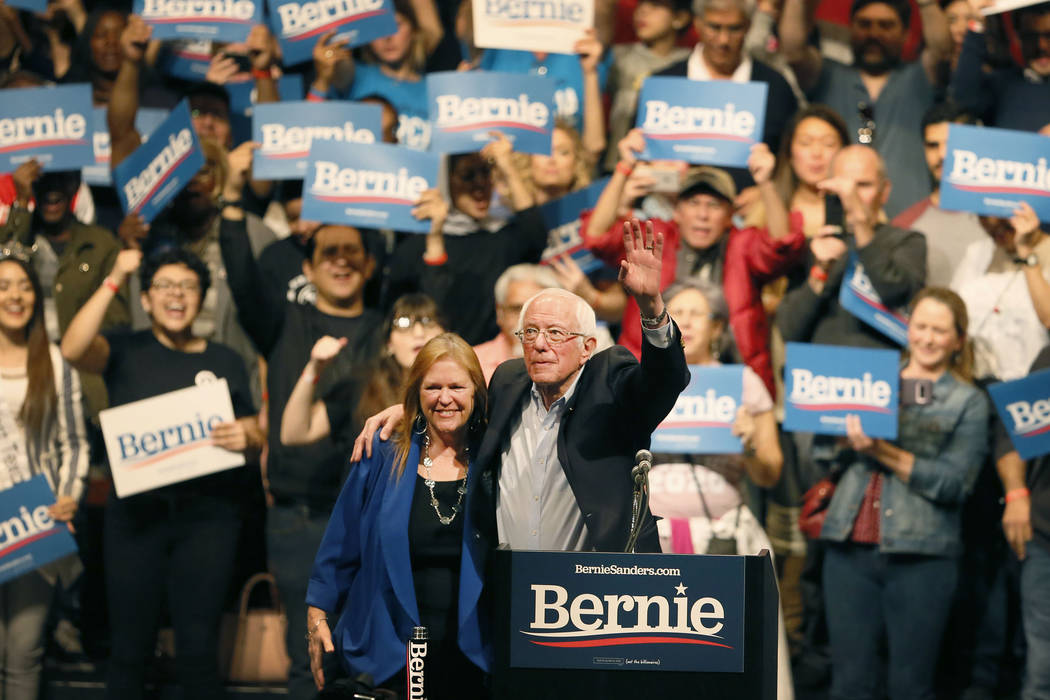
left=219, top=572, right=292, bottom=683
left=692, top=467, right=740, bottom=555
left=798, top=471, right=842, bottom=540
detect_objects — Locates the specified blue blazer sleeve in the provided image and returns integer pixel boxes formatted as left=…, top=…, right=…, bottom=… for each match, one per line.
left=306, top=438, right=386, bottom=614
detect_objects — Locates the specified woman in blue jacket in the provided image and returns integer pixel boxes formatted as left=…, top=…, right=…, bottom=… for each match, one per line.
left=306, top=333, right=489, bottom=698
left=816, top=287, right=989, bottom=700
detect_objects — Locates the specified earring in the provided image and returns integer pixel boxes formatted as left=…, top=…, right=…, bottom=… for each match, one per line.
left=413, top=413, right=427, bottom=435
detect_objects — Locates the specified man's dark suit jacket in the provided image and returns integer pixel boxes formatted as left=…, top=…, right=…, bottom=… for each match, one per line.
left=468, top=324, right=690, bottom=556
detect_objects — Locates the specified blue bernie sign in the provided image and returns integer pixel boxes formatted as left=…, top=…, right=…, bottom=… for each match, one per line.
left=113, top=100, right=205, bottom=223
left=783, top=343, right=900, bottom=439
left=427, top=71, right=556, bottom=156
left=267, top=0, right=397, bottom=66
left=941, top=123, right=1050, bottom=221
left=253, top=101, right=382, bottom=179
left=0, top=475, right=78, bottom=586
left=636, top=77, right=767, bottom=168
left=989, top=368, right=1050, bottom=461
left=84, top=107, right=169, bottom=187
left=0, top=84, right=94, bottom=172
left=838, top=253, right=909, bottom=346
left=539, top=177, right=610, bottom=275
left=301, top=140, right=439, bottom=233
left=651, top=365, right=744, bottom=455
left=133, top=0, right=263, bottom=42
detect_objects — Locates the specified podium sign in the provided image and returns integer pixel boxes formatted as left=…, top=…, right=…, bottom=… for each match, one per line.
left=507, top=550, right=745, bottom=672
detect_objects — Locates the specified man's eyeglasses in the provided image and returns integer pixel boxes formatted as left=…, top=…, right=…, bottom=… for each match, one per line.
left=392, top=315, right=437, bottom=330
left=514, top=327, right=587, bottom=345
left=152, top=279, right=200, bottom=294
left=857, top=102, right=876, bottom=145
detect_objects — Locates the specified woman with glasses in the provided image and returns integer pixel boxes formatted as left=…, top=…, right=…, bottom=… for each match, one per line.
left=61, top=247, right=263, bottom=700
left=0, top=250, right=87, bottom=700
left=281, top=294, right=445, bottom=449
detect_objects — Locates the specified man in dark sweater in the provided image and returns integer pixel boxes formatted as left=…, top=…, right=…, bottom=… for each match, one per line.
left=218, top=142, right=382, bottom=700
left=777, top=145, right=927, bottom=350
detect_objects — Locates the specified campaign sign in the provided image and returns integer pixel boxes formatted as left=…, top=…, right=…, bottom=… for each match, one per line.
left=539, top=177, right=609, bottom=274
left=134, top=0, right=261, bottom=41
left=838, top=253, right=909, bottom=346
left=4, top=0, right=45, bottom=12
left=253, top=101, right=381, bottom=179
left=508, top=550, right=745, bottom=672
left=84, top=107, right=170, bottom=187
left=225, top=74, right=304, bottom=144
left=652, top=365, right=744, bottom=454
left=428, top=72, right=556, bottom=156
left=473, top=0, right=593, bottom=55
left=302, top=140, right=439, bottom=233
left=989, top=368, right=1050, bottom=460
left=0, top=476, right=78, bottom=586
left=636, top=77, right=767, bottom=168
left=0, top=84, right=94, bottom=172
left=783, top=343, right=900, bottom=439
left=161, top=40, right=213, bottom=81
left=267, top=0, right=397, bottom=66
left=940, top=123, right=1050, bottom=221
left=981, top=0, right=1047, bottom=15
left=100, top=380, right=245, bottom=498
left=113, top=101, right=205, bottom=223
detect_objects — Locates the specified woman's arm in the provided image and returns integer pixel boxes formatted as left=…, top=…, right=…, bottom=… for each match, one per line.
left=576, top=29, right=606, bottom=162
left=582, top=130, right=644, bottom=241
left=281, top=336, right=346, bottom=446
left=61, top=249, right=142, bottom=374
left=109, top=16, right=151, bottom=169
left=48, top=351, right=89, bottom=526
left=482, top=133, right=533, bottom=212
left=309, top=30, right=353, bottom=99
left=733, top=406, right=783, bottom=488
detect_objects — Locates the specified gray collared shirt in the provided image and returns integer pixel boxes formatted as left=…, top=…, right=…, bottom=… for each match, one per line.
left=495, top=323, right=674, bottom=551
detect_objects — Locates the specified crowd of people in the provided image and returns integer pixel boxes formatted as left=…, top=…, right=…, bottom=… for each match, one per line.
left=0, top=0, right=1048, bottom=698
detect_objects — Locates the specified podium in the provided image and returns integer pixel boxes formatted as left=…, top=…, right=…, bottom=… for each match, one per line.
left=491, top=548, right=779, bottom=700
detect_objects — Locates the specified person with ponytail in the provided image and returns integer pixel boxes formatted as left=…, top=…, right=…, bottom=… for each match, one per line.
left=0, top=248, right=88, bottom=700
left=813, top=286, right=988, bottom=700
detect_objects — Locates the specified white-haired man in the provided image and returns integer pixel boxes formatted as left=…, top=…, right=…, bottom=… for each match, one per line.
left=356, top=220, right=690, bottom=553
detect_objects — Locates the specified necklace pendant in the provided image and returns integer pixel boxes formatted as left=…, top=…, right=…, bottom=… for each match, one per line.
left=422, top=456, right=433, bottom=468
left=457, top=484, right=466, bottom=495
left=438, top=515, right=452, bottom=525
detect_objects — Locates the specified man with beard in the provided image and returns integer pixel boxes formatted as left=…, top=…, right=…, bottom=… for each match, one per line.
left=780, top=0, right=953, bottom=218
left=218, top=142, right=383, bottom=700
left=892, top=101, right=986, bottom=287
left=951, top=1, right=1050, bottom=131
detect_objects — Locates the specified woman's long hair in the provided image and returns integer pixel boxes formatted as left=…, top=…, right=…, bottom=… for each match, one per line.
left=355, top=294, right=445, bottom=426
left=772, top=104, right=850, bottom=205
left=392, top=334, right=488, bottom=479
left=359, top=0, right=429, bottom=74
left=512, top=119, right=594, bottom=201
left=0, top=257, right=57, bottom=441
left=906, top=287, right=975, bottom=382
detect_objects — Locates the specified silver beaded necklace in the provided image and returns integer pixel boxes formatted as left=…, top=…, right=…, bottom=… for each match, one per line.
left=421, top=432, right=467, bottom=526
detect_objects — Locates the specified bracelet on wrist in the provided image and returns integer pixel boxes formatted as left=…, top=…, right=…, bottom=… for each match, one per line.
left=615, top=161, right=634, bottom=177
left=423, top=252, right=448, bottom=266
left=809, top=265, right=829, bottom=283
left=640, top=307, right=668, bottom=329
left=1005, top=488, right=1030, bottom=504
left=306, top=616, right=328, bottom=640
left=103, top=277, right=120, bottom=294
left=251, top=68, right=272, bottom=80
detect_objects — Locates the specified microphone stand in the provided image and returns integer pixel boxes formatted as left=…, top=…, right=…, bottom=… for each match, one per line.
left=624, top=450, right=652, bottom=553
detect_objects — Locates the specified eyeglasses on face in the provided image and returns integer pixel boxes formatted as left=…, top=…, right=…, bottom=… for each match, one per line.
left=392, top=315, right=437, bottom=330
left=514, top=327, right=586, bottom=345
left=151, top=279, right=200, bottom=294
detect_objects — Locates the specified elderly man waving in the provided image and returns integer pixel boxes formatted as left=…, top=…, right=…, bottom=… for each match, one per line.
left=355, top=219, right=690, bottom=554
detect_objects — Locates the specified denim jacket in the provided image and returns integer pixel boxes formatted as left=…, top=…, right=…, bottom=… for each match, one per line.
left=816, top=371, right=989, bottom=557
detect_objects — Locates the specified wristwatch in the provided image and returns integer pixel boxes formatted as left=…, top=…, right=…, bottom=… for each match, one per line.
left=216, top=195, right=243, bottom=210
left=640, top=307, right=669, bottom=328
left=1016, top=253, right=1039, bottom=267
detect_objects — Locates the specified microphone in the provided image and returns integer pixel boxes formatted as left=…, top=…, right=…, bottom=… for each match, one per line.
left=632, top=449, right=653, bottom=485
